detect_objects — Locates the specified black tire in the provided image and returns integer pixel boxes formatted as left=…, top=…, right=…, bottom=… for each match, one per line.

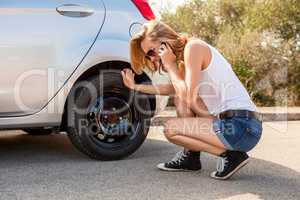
left=22, top=128, right=53, bottom=135
left=66, top=69, right=152, bottom=160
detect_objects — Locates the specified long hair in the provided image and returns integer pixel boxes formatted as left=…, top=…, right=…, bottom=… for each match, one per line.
left=130, top=20, right=188, bottom=77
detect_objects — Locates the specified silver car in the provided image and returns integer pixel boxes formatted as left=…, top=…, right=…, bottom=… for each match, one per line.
left=0, top=0, right=169, bottom=160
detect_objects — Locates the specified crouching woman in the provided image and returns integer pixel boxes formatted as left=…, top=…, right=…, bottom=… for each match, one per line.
left=121, top=20, right=262, bottom=180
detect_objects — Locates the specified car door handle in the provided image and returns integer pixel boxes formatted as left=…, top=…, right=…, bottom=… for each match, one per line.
left=56, top=4, right=94, bottom=17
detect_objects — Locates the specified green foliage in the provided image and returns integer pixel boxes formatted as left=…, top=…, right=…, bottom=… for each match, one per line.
left=161, top=0, right=300, bottom=106
left=162, top=0, right=219, bottom=44
left=246, top=0, right=300, bottom=41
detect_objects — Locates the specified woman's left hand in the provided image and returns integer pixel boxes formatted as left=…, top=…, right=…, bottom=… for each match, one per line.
left=158, top=42, right=177, bottom=71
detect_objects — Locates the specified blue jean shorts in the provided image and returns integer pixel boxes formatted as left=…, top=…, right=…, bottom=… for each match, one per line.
left=213, top=116, right=262, bottom=152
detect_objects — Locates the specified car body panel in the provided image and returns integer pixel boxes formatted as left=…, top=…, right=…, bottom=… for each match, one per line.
left=0, top=0, right=169, bottom=130
left=0, top=0, right=105, bottom=116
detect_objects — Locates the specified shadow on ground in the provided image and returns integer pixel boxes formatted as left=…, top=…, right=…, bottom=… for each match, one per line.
left=0, top=131, right=299, bottom=200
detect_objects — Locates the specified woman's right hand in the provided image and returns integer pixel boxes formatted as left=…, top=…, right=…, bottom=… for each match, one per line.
left=121, top=68, right=136, bottom=90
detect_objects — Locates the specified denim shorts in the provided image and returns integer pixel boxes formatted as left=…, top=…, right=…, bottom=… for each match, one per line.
left=213, top=116, right=262, bottom=152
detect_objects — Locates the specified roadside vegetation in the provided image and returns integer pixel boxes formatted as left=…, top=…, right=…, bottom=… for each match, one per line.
left=161, top=0, right=299, bottom=106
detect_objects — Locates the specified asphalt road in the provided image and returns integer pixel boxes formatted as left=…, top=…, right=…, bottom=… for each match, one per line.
left=0, top=122, right=300, bottom=200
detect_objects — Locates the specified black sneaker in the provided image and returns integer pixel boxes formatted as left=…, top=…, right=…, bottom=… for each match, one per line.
left=210, top=150, right=249, bottom=180
left=157, top=150, right=201, bottom=171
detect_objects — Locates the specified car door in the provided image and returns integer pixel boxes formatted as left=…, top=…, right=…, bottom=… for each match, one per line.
left=0, top=0, right=105, bottom=117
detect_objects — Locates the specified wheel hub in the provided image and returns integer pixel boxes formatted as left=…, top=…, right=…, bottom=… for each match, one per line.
left=87, top=96, right=132, bottom=141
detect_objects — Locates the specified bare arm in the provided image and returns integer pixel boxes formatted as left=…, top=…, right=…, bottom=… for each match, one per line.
left=133, top=83, right=175, bottom=95
left=159, top=40, right=212, bottom=117
left=121, top=68, right=175, bottom=95
left=160, top=40, right=206, bottom=106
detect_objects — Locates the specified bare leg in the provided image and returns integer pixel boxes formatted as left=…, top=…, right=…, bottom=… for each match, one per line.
left=191, top=97, right=214, bottom=118
left=173, top=96, right=195, bottom=118
left=173, top=96, right=203, bottom=153
left=164, top=117, right=226, bottom=155
left=168, top=135, right=224, bottom=155
left=165, top=96, right=226, bottom=155
left=163, top=97, right=246, bottom=179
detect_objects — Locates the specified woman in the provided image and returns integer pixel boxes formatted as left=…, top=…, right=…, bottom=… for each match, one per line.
left=121, top=20, right=262, bottom=180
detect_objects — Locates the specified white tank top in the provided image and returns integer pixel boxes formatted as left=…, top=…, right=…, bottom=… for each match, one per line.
left=197, top=43, right=257, bottom=115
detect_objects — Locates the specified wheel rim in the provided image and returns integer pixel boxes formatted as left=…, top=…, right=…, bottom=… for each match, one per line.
left=86, top=94, right=139, bottom=148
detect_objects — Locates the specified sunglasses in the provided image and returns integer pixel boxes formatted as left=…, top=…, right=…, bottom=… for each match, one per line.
left=144, top=42, right=167, bottom=60
left=144, top=42, right=170, bottom=74
left=145, top=48, right=156, bottom=60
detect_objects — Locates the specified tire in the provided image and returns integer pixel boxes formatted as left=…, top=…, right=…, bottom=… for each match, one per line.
left=22, top=128, right=53, bottom=135
left=66, top=69, right=152, bottom=160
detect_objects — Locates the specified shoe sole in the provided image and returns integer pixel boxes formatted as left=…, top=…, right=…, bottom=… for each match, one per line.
left=156, top=163, right=201, bottom=172
left=210, top=158, right=250, bottom=180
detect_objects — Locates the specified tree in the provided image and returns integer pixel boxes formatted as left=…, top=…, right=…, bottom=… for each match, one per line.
left=161, top=0, right=300, bottom=106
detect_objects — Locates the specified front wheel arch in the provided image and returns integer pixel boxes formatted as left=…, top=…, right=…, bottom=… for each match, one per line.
left=60, top=61, right=156, bottom=132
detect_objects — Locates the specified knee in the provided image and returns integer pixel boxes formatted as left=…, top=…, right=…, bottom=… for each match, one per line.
left=173, top=96, right=185, bottom=108
left=163, top=120, right=177, bottom=140
left=173, top=96, right=195, bottom=117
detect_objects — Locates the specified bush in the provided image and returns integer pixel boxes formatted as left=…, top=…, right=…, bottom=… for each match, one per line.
left=162, top=0, right=300, bottom=106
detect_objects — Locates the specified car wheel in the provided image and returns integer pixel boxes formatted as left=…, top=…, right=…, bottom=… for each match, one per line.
left=22, top=128, right=53, bottom=135
left=66, top=70, right=152, bottom=160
